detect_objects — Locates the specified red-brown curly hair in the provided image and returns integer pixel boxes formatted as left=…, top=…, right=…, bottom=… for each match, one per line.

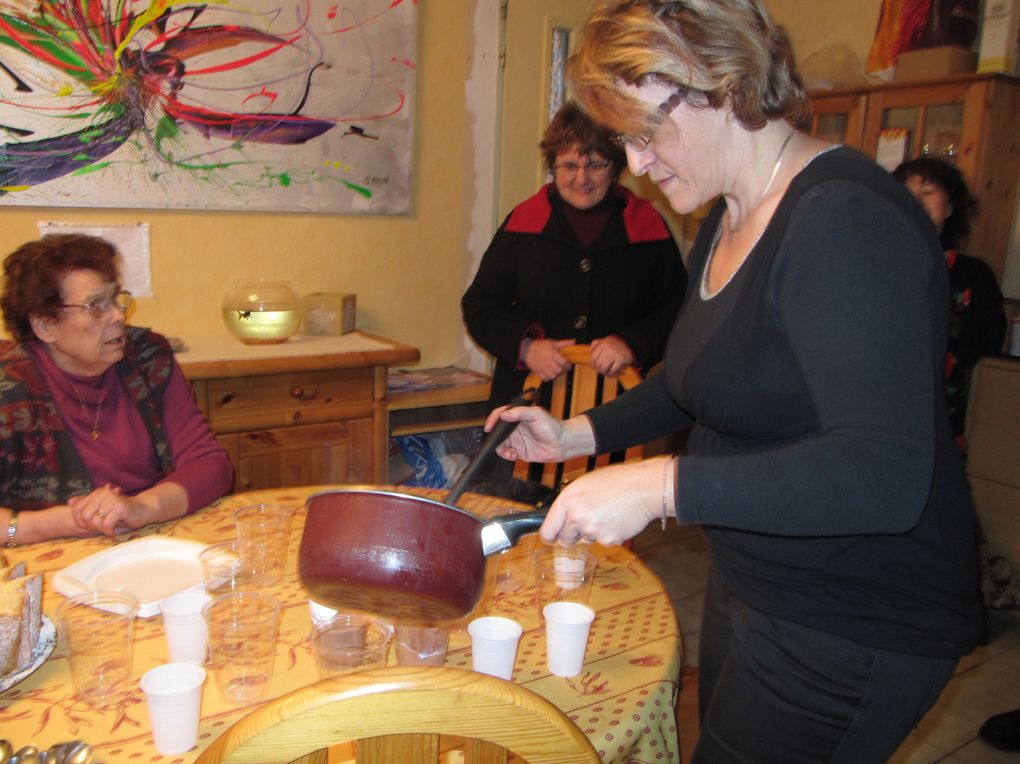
left=2, top=234, right=120, bottom=342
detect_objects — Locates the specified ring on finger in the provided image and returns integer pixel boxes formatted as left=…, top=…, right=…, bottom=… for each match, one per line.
left=97, top=510, right=106, bottom=519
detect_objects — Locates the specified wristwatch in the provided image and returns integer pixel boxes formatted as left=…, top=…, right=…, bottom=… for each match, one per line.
left=5, top=510, right=19, bottom=547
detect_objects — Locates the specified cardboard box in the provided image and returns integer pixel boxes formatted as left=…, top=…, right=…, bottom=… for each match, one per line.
left=978, top=0, right=1020, bottom=75
left=895, top=46, right=977, bottom=81
left=302, top=292, right=356, bottom=335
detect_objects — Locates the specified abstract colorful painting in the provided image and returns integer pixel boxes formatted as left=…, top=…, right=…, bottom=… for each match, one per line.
left=0, top=0, right=417, bottom=213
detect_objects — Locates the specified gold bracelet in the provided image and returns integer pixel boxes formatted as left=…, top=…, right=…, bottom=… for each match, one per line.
left=661, top=456, right=673, bottom=531
left=5, top=510, right=20, bottom=548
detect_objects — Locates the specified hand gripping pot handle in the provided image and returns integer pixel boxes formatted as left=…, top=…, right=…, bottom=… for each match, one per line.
left=446, top=387, right=537, bottom=506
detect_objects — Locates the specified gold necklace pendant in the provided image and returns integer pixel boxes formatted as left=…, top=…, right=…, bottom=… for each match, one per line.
left=69, top=380, right=104, bottom=441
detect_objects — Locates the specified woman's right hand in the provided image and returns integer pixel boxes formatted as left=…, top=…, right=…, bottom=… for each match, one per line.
left=485, top=405, right=596, bottom=464
left=524, top=338, right=575, bottom=380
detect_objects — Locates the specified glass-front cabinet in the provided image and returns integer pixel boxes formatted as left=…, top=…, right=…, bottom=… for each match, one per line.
left=809, top=73, right=1020, bottom=284
left=808, top=91, right=866, bottom=146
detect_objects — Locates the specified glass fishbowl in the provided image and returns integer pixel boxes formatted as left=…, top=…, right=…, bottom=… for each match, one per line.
left=222, top=279, right=303, bottom=345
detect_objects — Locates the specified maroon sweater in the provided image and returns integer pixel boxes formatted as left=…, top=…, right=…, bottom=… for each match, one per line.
left=1, top=327, right=232, bottom=511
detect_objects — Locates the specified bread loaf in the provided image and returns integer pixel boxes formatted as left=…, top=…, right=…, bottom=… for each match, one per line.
left=0, top=588, right=25, bottom=674
left=0, top=562, right=44, bottom=675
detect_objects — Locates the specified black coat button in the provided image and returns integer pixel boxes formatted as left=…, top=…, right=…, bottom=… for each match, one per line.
left=579, top=258, right=592, bottom=273
left=573, top=315, right=588, bottom=330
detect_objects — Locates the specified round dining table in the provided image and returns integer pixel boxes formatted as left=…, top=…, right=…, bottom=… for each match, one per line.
left=0, top=486, right=682, bottom=763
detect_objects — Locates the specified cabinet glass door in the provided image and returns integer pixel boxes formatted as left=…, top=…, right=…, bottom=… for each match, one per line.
left=879, top=102, right=964, bottom=163
left=808, top=92, right=865, bottom=148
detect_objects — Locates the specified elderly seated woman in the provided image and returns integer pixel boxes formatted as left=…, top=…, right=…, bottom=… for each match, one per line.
left=1, top=234, right=233, bottom=546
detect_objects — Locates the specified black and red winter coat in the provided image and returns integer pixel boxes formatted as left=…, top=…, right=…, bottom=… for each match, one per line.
left=462, top=183, right=687, bottom=408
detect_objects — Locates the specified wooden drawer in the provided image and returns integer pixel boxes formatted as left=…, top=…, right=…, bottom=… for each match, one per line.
left=197, top=367, right=375, bottom=434
left=222, top=418, right=376, bottom=492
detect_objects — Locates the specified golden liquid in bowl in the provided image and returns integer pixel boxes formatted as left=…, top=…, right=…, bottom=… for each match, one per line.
left=222, top=308, right=302, bottom=344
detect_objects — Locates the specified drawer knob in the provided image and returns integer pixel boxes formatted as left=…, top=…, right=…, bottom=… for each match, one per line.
left=290, top=386, right=305, bottom=400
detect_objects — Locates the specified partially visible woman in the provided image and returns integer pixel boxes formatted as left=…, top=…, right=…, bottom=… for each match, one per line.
left=893, top=157, right=1007, bottom=449
left=1, top=234, right=233, bottom=545
left=485, top=1, right=983, bottom=761
left=462, top=101, right=686, bottom=411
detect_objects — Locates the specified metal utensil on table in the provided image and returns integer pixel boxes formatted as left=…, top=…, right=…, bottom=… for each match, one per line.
left=10, top=745, right=39, bottom=764
left=61, top=742, right=92, bottom=764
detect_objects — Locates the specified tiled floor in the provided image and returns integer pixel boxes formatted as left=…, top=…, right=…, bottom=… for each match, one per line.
left=631, top=522, right=1020, bottom=764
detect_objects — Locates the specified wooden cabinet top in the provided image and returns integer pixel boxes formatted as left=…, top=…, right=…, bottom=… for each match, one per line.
left=177, top=330, right=420, bottom=379
left=809, top=71, right=1020, bottom=100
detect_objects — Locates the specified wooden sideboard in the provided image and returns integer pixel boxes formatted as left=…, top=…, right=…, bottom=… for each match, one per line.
left=178, top=332, right=419, bottom=492
left=809, top=72, right=1020, bottom=285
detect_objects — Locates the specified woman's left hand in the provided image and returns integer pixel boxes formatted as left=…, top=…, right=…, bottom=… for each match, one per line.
left=540, top=457, right=667, bottom=546
left=68, top=484, right=151, bottom=537
left=590, top=335, right=636, bottom=377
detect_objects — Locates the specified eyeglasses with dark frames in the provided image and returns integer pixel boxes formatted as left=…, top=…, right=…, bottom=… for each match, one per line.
left=60, top=288, right=133, bottom=319
left=552, top=160, right=613, bottom=176
left=611, top=90, right=686, bottom=151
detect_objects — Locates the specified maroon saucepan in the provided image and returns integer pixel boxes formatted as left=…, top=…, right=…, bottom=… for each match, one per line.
left=298, top=489, right=546, bottom=622
left=298, top=387, right=545, bottom=622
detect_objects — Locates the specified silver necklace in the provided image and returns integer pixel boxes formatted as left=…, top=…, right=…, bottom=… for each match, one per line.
left=700, top=128, right=798, bottom=300
left=69, top=380, right=105, bottom=440
left=750, top=128, right=797, bottom=213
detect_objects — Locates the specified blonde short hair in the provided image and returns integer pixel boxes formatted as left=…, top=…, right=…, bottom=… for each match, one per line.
left=567, top=0, right=811, bottom=137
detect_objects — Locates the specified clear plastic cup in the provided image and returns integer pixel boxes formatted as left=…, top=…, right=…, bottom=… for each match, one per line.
left=140, top=662, right=206, bottom=754
left=395, top=623, right=450, bottom=666
left=233, top=504, right=295, bottom=587
left=203, top=591, right=281, bottom=703
left=198, top=540, right=261, bottom=594
left=311, top=614, right=392, bottom=678
left=56, top=590, right=139, bottom=703
left=532, top=545, right=598, bottom=620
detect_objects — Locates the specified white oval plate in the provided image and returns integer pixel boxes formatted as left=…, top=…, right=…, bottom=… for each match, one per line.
left=51, top=537, right=208, bottom=617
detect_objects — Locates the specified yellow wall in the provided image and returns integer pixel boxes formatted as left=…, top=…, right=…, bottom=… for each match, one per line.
left=1, top=1, right=886, bottom=371
left=766, top=0, right=881, bottom=66
left=0, top=2, right=472, bottom=369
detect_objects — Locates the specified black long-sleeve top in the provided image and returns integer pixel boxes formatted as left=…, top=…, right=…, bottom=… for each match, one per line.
left=588, top=148, right=982, bottom=658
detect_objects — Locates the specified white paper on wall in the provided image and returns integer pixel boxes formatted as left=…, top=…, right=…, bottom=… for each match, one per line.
left=37, top=221, right=152, bottom=298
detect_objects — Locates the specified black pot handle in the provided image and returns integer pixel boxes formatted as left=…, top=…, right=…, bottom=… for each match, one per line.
left=446, top=387, right=537, bottom=506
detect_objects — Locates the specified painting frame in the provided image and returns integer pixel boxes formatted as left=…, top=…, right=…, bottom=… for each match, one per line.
left=0, top=0, right=418, bottom=215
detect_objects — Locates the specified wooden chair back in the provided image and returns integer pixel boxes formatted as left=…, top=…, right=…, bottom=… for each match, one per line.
left=515, top=344, right=644, bottom=488
left=195, top=665, right=601, bottom=764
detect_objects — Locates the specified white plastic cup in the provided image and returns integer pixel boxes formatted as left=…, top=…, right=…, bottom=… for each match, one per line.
left=468, top=616, right=522, bottom=680
left=159, top=591, right=212, bottom=665
left=140, top=662, right=206, bottom=755
left=543, top=601, right=595, bottom=677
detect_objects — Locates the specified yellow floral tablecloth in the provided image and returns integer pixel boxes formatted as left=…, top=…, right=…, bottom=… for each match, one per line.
left=0, top=486, right=682, bottom=763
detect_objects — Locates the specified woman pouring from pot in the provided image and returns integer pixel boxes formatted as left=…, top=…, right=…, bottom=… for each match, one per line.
left=487, top=1, right=983, bottom=761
